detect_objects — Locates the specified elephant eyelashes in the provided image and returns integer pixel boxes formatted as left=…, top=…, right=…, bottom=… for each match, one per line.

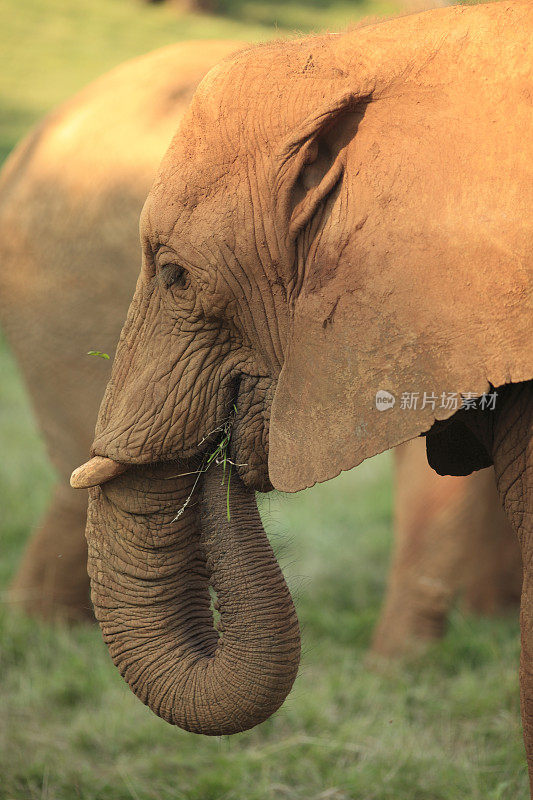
left=160, top=263, right=190, bottom=291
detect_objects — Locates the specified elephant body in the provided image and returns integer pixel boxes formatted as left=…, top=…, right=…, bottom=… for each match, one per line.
left=0, top=37, right=519, bottom=638
left=68, top=0, right=532, bottom=781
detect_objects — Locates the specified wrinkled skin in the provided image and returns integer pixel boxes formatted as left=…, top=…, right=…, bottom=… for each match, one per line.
left=0, top=35, right=516, bottom=646
left=492, top=385, right=533, bottom=789
left=459, top=384, right=533, bottom=790
left=82, top=0, right=532, bottom=770
left=88, top=460, right=299, bottom=734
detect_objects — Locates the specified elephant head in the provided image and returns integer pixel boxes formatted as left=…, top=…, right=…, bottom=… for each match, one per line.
left=73, top=3, right=532, bottom=735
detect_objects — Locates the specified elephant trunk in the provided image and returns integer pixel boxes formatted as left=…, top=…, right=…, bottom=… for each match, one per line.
left=86, top=460, right=300, bottom=734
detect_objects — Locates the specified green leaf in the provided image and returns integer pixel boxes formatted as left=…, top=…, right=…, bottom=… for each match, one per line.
left=226, top=463, right=232, bottom=521
left=87, top=350, right=110, bottom=360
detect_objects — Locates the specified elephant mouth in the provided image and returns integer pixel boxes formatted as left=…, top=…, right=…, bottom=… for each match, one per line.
left=71, top=398, right=239, bottom=492
left=72, top=374, right=274, bottom=493
left=71, top=454, right=220, bottom=492
left=71, top=437, right=242, bottom=493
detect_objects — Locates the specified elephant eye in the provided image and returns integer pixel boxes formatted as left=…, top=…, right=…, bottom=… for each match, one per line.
left=160, top=263, right=190, bottom=291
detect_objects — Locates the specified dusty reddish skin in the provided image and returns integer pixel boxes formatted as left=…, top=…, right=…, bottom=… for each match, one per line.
left=0, top=29, right=515, bottom=652
left=85, top=0, right=532, bottom=780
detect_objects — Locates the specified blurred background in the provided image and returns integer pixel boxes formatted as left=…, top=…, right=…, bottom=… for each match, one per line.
left=0, top=1, right=526, bottom=798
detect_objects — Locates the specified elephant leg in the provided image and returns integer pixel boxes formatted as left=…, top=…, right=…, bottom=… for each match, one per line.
left=9, top=481, right=93, bottom=622
left=372, top=438, right=471, bottom=657
left=491, top=382, right=533, bottom=793
left=372, top=437, right=521, bottom=658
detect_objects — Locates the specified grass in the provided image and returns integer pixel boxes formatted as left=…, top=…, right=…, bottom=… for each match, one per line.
left=0, top=0, right=524, bottom=798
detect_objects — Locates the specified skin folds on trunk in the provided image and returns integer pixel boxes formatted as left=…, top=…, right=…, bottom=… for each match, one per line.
left=86, top=461, right=300, bottom=734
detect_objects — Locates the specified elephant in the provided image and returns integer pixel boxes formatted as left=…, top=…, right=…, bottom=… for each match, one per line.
left=0, top=36, right=520, bottom=645
left=70, top=0, right=532, bottom=776
left=375, top=437, right=521, bottom=657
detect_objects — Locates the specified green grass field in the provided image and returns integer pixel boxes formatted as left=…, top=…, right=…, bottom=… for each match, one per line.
left=0, top=0, right=526, bottom=798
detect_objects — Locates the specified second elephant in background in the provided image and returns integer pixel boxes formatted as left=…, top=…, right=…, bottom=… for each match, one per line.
left=373, top=437, right=521, bottom=658
left=0, top=38, right=521, bottom=647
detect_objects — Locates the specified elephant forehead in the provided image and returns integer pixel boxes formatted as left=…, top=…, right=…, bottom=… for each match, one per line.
left=144, top=126, right=244, bottom=239
left=150, top=159, right=230, bottom=216
left=143, top=173, right=238, bottom=255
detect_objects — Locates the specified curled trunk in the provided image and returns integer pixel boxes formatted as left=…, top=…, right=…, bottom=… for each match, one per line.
left=86, top=461, right=300, bottom=734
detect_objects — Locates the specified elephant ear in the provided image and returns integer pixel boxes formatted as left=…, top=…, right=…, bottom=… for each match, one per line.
left=268, top=92, right=532, bottom=492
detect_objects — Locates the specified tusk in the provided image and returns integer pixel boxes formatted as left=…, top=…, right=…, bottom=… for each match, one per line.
left=70, top=456, right=128, bottom=489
